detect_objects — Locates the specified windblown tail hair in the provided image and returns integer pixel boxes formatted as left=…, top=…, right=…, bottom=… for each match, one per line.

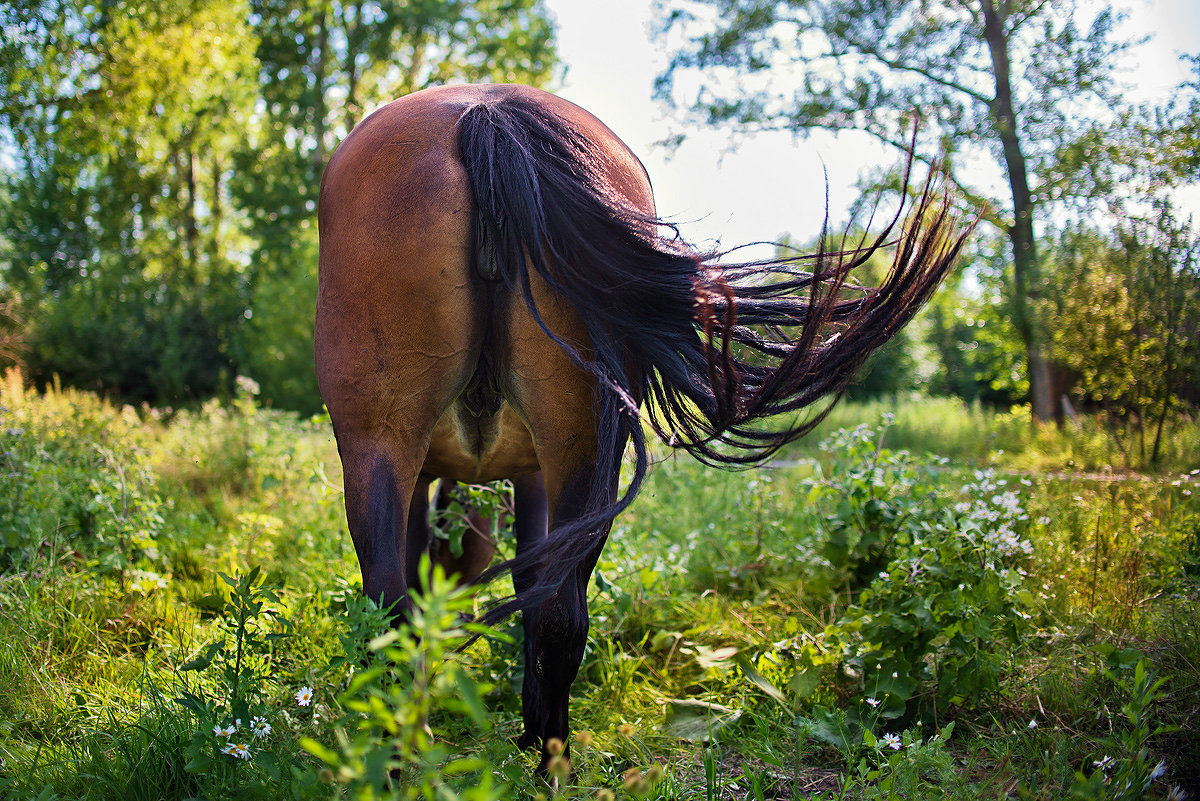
left=456, top=95, right=974, bottom=625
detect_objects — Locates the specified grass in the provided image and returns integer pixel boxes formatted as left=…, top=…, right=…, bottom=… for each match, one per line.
left=0, top=372, right=1197, bottom=800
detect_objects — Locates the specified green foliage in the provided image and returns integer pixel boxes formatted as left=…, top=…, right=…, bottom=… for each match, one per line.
left=766, top=423, right=1034, bottom=722
left=0, top=370, right=169, bottom=584
left=0, top=0, right=560, bottom=412
left=26, top=269, right=243, bottom=406
left=1045, top=205, right=1200, bottom=465
left=656, top=0, right=1198, bottom=423
left=2, top=386, right=1197, bottom=799
left=1067, top=660, right=1184, bottom=801
left=172, top=567, right=304, bottom=796
left=431, top=481, right=514, bottom=561
left=300, top=562, right=506, bottom=801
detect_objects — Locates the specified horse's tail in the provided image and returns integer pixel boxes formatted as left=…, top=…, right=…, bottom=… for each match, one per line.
left=455, top=95, right=973, bottom=624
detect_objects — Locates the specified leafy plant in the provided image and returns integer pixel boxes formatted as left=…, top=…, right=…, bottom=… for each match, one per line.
left=1069, top=659, right=1184, bottom=801
left=300, top=560, right=506, bottom=801
left=174, top=567, right=295, bottom=791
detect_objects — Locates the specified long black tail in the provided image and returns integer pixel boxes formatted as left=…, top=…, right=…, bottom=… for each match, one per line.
left=456, top=95, right=973, bottom=624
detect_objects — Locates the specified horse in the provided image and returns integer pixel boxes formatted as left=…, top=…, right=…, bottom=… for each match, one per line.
left=314, top=83, right=971, bottom=772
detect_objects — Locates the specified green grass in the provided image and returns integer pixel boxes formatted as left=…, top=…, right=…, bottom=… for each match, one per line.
left=779, top=394, right=1200, bottom=474
left=1, top=374, right=1197, bottom=800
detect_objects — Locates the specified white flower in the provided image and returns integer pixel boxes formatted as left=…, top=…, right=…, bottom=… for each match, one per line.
left=213, top=723, right=236, bottom=737
left=1037, top=516, right=1051, bottom=525
left=881, top=732, right=902, bottom=750
left=1093, top=755, right=1114, bottom=770
left=1027, top=718, right=1038, bottom=729
left=221, top=742, right=252, bottom=760
left=865, top=697, right=881, bottom=707
left=251, top=716, right=272, bottom=739
left=296, top=686, right=314, bottom=706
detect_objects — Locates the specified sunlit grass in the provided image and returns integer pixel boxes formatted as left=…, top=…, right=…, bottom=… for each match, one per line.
left=1, top=376, right=1196, bottom=799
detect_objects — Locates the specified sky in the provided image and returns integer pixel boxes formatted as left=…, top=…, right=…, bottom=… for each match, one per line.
left=540, top=0, right=1200, bottom=258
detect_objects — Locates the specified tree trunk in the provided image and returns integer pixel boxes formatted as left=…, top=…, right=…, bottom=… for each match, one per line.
left=981, top=0, right=1056, bottom=423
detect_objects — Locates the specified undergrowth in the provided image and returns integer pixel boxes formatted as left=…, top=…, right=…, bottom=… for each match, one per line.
left=1, top=374, right=1196, bottom=800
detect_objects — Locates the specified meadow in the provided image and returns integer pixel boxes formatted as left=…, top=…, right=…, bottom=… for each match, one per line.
left=0, top=369, right=1196, bottom=800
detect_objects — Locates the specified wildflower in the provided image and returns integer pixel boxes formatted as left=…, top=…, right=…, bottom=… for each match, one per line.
left=1037, top=516, right=1051, bottom=525
left=296, top=686, right=314, bottom=706
left=1151, top=761, right=1167, bottom=781
left=251, top=716, right=272, bottom=739
left=213, top=723, right=236, bottom=737
left=1027, top=718, right=1038, bottom=729
left=221, top=742, right=251, bottom=759
left=881, top=733, right=902, bottom=750
left=865, top=697, right=881, bottom=708
left=1093, top=755, right=1114, bottom=770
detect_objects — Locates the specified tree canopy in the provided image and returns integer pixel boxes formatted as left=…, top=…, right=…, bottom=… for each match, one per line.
left=656, top=0, right=1196, bottom=423
left=0, top=0, right=558, bottom=410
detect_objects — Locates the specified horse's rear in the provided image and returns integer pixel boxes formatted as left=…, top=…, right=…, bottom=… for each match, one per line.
left=315, top=84, right=652, bottom=766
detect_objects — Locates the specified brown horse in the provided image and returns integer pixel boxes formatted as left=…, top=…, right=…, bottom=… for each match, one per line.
left=315, top=83, right=970, bottom=770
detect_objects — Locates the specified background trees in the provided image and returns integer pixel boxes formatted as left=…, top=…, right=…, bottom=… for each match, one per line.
left=656, top=0, right=1196, bottom=426
left=0, top=0, right=557, bottom=411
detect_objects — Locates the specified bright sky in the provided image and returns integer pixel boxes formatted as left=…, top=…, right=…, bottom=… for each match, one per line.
left=542, top=0, right=1200, bottom=257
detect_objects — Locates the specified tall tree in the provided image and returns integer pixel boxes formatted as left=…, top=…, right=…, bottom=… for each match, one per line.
left=1047, top=206, right=1199, bottom=466
left=656, top=0, right=1142, bottom=421
left=232, top=0, right=558, bottom=411
left=1, top=0, right=260, bottom=402
left=1, top=0, right=559, bottom=409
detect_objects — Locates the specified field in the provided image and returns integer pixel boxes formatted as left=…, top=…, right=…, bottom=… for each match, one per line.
left=1, top=370, right=1197, bottom=800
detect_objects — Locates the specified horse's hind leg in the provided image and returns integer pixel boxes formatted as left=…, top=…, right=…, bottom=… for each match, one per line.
left=501, top=297, right=622, bottom=770
left=513, top=466, right=609, bottom=768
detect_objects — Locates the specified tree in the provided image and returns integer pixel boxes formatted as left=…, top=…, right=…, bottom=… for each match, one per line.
left=1046, top=205, right=1200, bottom=465
left=1, top=0, right=560, bottom=410
left=233, top=0, right=559, bottom=411
left=656, top=0, right=1146, bottom=421
left=1, top=0, right=259, bottom=401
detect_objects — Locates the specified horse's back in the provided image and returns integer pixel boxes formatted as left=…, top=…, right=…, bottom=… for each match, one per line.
left=315, top=84, right=653, bottom=486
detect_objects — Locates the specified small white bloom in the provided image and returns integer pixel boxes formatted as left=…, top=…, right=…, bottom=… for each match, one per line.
left=213, top=723, right=236, bottom=738
left=1093, top=755, right=1114, bottom=770
left=251, top=716, right=272, bottom=739
left=1027, top=718, right=1037, bottom=729
left=865, top=697, right=881, bottom=707
left=220, top=741, right=251, bottom=759
left=1037, top=516, right=1051, bottom=525
left=881, top=732, right=902, bottom=750
left=296, top=686, right=314, bottom=706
